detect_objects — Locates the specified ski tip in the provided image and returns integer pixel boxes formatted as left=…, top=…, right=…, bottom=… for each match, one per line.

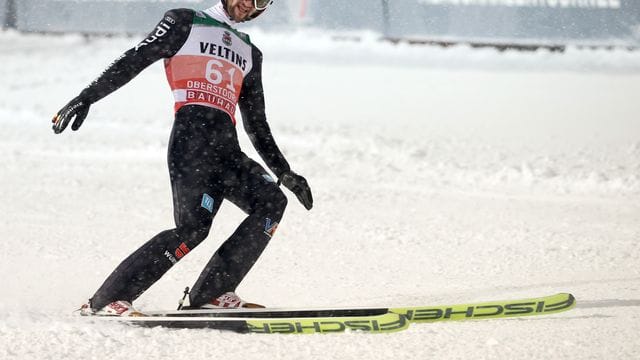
left=547, top=292, right=576, bottom=312
left=390, top=292, right=577, bottom=323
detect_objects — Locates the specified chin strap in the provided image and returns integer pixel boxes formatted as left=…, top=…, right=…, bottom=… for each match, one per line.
left=246, top=9, right=265, bottom=21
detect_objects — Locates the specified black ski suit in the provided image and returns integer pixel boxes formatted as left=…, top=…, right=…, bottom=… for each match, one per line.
left=76, top=8, right=300, bottom=310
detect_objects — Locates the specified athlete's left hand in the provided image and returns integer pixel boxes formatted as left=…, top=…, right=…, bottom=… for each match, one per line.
left=52, top=96, right=91, bottom=134
left=279, top=170, right=313, bottom=210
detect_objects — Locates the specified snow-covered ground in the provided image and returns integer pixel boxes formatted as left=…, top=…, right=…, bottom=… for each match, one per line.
left=1, top=28, right=639, bottom=359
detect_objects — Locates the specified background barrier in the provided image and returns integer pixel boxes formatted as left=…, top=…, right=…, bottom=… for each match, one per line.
left=3, top=0, right=640, bottom=47
left=383, top=0, right=640, bottom=46
left=1, top=0, right=9, bottom=28
left=9, top=0, right=289, bottom=33
left=308, top=0, right=640, bottom=47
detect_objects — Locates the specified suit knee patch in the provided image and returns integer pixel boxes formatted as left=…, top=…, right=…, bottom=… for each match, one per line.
left=201, top=193, right=215, bottom=213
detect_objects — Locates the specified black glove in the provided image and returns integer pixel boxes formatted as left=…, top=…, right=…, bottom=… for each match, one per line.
left=278, top=170, right=313, bottom=210
left=52, top=96, right=91, bottom=134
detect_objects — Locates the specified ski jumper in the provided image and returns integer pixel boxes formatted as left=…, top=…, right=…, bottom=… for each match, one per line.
left=82, top=7, right=291, bottom=310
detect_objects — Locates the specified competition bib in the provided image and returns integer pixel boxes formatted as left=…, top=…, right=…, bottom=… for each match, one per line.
left=164, top=15, right=254, bottom=123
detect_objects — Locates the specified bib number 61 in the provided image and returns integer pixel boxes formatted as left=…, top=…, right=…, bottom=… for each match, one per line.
left=205, top=59, right=237, bottom=93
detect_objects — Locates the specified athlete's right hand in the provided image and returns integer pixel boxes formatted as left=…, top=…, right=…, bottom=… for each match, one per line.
left=52, top=96, right=91, bottom=134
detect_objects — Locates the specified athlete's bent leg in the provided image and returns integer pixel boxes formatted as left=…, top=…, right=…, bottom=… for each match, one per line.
left=89, top=119, right=225, bottom=311
left=89, top=216, right=220, bottom=310
left=189, top=158, right=288, bottom=307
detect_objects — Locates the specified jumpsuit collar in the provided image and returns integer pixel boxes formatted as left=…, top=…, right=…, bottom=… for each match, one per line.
left=203, top=2, right=236, bottom=26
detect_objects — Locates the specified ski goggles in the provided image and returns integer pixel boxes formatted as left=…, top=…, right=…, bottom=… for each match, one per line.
left=254, top=0, right=273, bottom=11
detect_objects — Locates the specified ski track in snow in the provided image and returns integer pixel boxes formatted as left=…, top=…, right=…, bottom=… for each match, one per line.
left=1, top=29, right=639, bottom=359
